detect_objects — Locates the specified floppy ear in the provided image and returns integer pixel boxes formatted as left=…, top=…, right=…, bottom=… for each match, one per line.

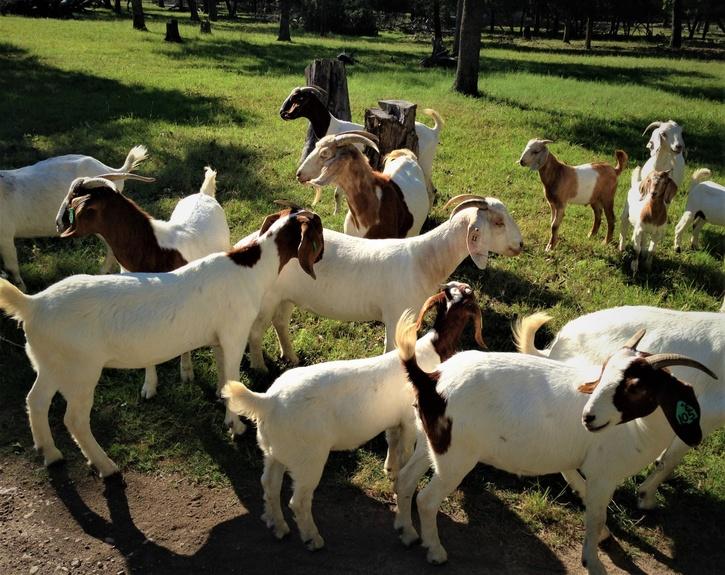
left=664, top=179, right=678, bottom=204
left=297, top=216, right=324, bottom=279
left=259, top=211, right=283, bottom=234
left=657, top=376, right=702, bottom=446
left=638, top=176, right=650, bottom=200
left=60, top=195, right=93, bottom=237
left=578, top=381, right=599, bottom=394
left=467, top=221, right=489, bottom=269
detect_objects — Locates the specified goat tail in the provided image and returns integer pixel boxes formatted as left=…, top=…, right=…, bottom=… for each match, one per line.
left=396, top=311, right=450, bottom=454
left=221, top=380, right=269, bottom=422
left=421, top=108, right=444, bottom=135
left=200, top=166, right=218, bottom=197
left=691, top=168, right=711, bottom=189
left=512, top=311, right=553, bottom=357
left=613, top=149, right=628, bottom=176
left=118, top=145, right=149, bottom=173
left=630, top=165, right=642, bottom=189
left=0, top=278, right=32, bottom=323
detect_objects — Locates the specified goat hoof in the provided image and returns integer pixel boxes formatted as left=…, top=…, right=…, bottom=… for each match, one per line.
left=426, top=546, right=448, bottom=565
left=304, top=534, right=325, bottom=551
left=140, top=385, right=157, bottom=399
left=399, top=530, right=420, bottom=547
left=41, top=447, right=64, bottom=468
left=180, top=370, right=194, bottom=384
left=225, top=416, right=247, bottom=436
left=675, top=247, right=681, bottom=253
left=637, top=491, right=657, bottom=510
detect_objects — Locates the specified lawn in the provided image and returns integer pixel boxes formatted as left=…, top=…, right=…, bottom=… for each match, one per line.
left=0, top=7, right=723, bottom=574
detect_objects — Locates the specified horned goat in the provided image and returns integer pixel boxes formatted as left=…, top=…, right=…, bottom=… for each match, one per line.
left=641, top=120, right=686, bottom=188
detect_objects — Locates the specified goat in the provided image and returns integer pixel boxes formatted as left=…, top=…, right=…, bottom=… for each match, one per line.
left=674, top=168, right=725, bottom=252
left=55, top=167, right=231, bottom=398
left=0, top=145, right=148, bottom=291
left=0, top=209, right=324, bottom=478
left=641, top=120, right=686, bottom=188
left=247, top=194, right=523, bottom=372
left=513, top=306, right=724, bottom=510
left=618, top=167, right=677, bottom=273
left=296, top=131, right=430, bottom=239
left=222, top=282, right=484, bottom=550
left=395, top=317, right=716, bottom=572
left=280, top=86, right=443, bottom=204
left=518, top=139, right=627, bottom=251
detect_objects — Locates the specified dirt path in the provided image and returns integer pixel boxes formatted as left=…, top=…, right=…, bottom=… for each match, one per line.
left=2, top=454, right=714, bottom=575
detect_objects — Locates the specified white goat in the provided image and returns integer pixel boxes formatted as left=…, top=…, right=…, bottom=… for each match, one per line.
left=247, top=194, right=523, bottom=372
left=0, top=146, right=148, bottom=291
left=514, top=306, right=724, bottom=510
left=641, top=120, right=686, bottom=188
left=0, top=209, right=324, bottom=478
left=619, top=166, right=677, bottom=273
left=396, top=317, right=717, bottom=573
left=222, top=282, right=484, bottom=550
left=296, top=132, right=430, bottom=239
left=280, top=86, right=443, bottom=206
left=674, top=168, right=725, bottom=252
left=54, top=167, right=231, bottom=398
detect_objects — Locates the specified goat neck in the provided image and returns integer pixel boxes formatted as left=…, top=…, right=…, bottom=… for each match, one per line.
left=414, top=213, right=471, bottom=295
left=537, top=149, right=566, bottom=189
left=304, top=96, right=333, bottom=139
left=94, top=193, right=187, bottom=273
left=335, top=155, right=381, bottom=231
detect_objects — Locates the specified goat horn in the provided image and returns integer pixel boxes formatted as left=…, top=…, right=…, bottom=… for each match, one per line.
left=95, top=173, right=156, bottom=183
left=300, top=85, right=328, bottom=99
left=446, top=199, right=489, bottom=220
left=539, top=139, right=554, bottom=145
left=623, top=328, right=646, bottom=350
left=645, top=354, right=718, bottom=379
left=642, top=121, right=663, bottom=136
left=443, top=194, right=488, bottom=210
left=336, top=130, right=380, bottom=145
left=333, top=133, right=379, bottom=154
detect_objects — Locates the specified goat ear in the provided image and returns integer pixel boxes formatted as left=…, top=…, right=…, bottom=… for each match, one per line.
left=657, top=376, right=702, bottom=447
left=664, top=179, right=678, bottom=204
left=638, top=176, right=649, bottom=200
left=297, top=216, right=324, bottom=279
left=578, top=381, right=599, bottom=394
left=467, top=224, right=488, bottom=270
left=259, top=211, right=283, bottom=234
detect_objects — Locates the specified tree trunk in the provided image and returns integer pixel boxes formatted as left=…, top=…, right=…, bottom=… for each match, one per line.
left=300, top=59, right=352, bottom=162
left=278, top=0, right=291, bottom=41
left=670, top=0, right=682, bottom=48
left=209, top=0, right=217, bottom=21
left=452, top=0, right=464, bottom=57
left=103, top=0, right=111, bottom=9
left=533, top=1, right=540, bottom=35
left=114, top=0, right=121, bottom=14
left=562, top=19, right=571, bottom=43
left=687, top=16, right=700, bottom=40
left=585, top=16, right=592, bottom=50
left=131, top=0, right=146, bottom=30
left=363, top=101, right=419, bottom=170
left=433, top=0, right=442, bottom=44
left=165, top=19, right=183, bottom=41
left=453, top=0, right=484, bottom=96
left=200, top=19, right=212, bottom=33
left=189, top=0, right=199, bottom=21
left=489, top=8, right=495, bottom=34
left=701, top=18, right=711, bottom=40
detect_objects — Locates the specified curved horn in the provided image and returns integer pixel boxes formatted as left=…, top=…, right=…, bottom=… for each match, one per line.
left=623, top=328, right=646, bottom=350
left=446, top=198, right=490, bottom=220
left=538, top=139, right=554, bottom=145
left=645, top=354, right=718, bottom=380
left=336, top=130, right=380, bottom=145
left=300, top=85, right=328, bottom=99
left=415, top=291, right=446, bottom=330
left=642, top=121, right=662, bottom=136
left=94, top=173, right=156, bottom=183
left=443, top=194, right=488, bottom=210
left=333, top=133, right=379, bottom=154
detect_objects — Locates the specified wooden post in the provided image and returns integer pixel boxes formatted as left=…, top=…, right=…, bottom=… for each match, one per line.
left=165, top=19, right=183, bottom=42
left=300, top=59, right=352, bottom=162
left=200, top=19, right=212, bottom=33
left=363, top=100, right=418, bottom=170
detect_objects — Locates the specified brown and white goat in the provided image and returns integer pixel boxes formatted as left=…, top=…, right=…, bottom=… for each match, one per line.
left=296, top=132, right=430, bottom=239
left=519, top=139, right=628, bottom=251
left=619, top=167, right=677, bottom=274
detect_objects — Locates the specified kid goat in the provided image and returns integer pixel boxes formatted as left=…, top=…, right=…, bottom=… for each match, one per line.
left=296, top=131, right=430, bottom=239
left=0, top=208, right=324, bottom=478
left=674, top=168, right=725, bottom=252
left=395, top=318, right=716, bottom=573
left=247, top=194, right=523, bottom=372
left=55, top=167, right=231, bottom=398
left=514, top=305, right=724, bottom=510
left=519, top=139, right=627, bottom=250
left=223, top=282, right=484, bottom=551
left=0, top=145, right=148, bottom=291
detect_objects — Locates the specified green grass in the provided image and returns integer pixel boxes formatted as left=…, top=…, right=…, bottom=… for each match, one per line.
left=0, top=6, right=724, bottom=570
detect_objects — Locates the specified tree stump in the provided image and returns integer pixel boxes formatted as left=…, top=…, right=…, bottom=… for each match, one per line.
left=363, top=100, right=418, bottom=170
left=300, top=58, right=352, bottom=162
left=200, top=19, right=212, bottom=33
left=165, top=19, right=183, bottom=42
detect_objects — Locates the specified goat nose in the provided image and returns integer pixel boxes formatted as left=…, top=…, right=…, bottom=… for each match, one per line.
left=584, top=414, right=596, bottom=424
left=519, top=240, right=524, bottom=249
left=518, top=159, right=525, bottom=166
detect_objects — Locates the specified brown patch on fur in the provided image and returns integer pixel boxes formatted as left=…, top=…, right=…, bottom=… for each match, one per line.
left=228, top=242, right=262, bottom=267
left=61, top=186, right=187, bottom=273
left=639, top=171, right=673, bottom=226
left=404, top=359, right=452, bottom=454
left=272, top=212, right=324, bottom=276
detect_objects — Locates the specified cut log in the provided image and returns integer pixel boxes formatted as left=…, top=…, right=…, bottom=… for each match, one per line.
left=363, top=100, right=418, bottom=170
left=200, top=19, right=212, bottom=33
left=165, top=19, right=183, bottom=42
left=300, top=59, right=352, bottom=162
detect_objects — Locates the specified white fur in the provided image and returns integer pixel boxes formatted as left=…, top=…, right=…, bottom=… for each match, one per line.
left=0, top=213, right=319, bottom=477
left=571, top=164, right=598, bottom=204
left=514, top=306, right=724, bottom=510
left=641, top=120, right=686, bottom=188
left=674, top=168, right=725, bottom=251
left=0, top=146, right=148, bottom=291
left=247, top=200, right=523, bottom=372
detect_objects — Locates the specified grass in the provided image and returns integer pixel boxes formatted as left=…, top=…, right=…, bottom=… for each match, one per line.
left=0, top=6, right=724, bottom=571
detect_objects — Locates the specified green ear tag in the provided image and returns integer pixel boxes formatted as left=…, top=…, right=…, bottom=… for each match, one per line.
left=675, top=400, right=697, bottom=425
left=68, top=207, right=75, bottom=224
left=312, top=240, right=319, bottom=252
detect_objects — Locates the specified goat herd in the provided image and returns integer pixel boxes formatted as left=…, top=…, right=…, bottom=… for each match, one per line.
left=0, top=86, right=723, bottom=574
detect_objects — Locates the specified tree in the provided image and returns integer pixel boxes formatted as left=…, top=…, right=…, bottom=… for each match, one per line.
left=189, top=0, right=200, bottom=21
left=278, top=0, right=291, bottom=41
left=131, top=0, right=146, bottom=30
left=432, top=0, right=442, bottom=44
left=585, top=15, right=593, bottom=50
left=452, top=0, right=464, bottom=56
left=670, top=0, right=683, bottom=48
left=453, top=0, right=484, bottom=96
